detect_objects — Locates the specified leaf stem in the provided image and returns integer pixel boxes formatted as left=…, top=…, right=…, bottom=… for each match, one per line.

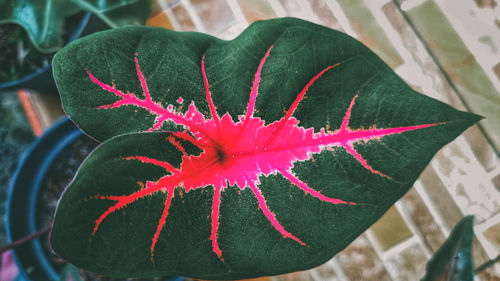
left=0, top=224, right=52, bottom=255
left=474, top=254, right=500, bottom=274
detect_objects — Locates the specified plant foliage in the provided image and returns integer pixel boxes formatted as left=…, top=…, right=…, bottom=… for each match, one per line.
left=421, top=216, right=475, bottom=281
left=0, top=0, right=151, bottom=53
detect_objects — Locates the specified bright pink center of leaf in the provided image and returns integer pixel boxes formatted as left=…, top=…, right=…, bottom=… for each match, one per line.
left=85, top=48, right=443, bottom=261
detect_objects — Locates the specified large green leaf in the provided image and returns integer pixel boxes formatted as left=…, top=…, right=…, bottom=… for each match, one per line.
left=421, top=216, right=474, bottom=281
left=0, top=0, right=150, bottom=53
left=51, top=18, right=481, bottom=279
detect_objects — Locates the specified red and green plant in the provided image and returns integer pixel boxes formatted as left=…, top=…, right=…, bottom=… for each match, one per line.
left=50, top=18, right=480, bottom=279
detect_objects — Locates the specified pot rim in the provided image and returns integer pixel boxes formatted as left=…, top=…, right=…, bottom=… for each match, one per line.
left=6, top=117, right=82, bottom=281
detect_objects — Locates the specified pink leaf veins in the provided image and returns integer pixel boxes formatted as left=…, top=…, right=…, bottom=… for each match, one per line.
left=85, top=49, right=443, bottom=262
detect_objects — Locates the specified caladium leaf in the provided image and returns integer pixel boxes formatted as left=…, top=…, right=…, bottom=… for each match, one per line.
left=421, top=216, right=474, bottom=281
left=51, top=18, right=481, bottom=279
left=0, top=0, right=150, bottom=53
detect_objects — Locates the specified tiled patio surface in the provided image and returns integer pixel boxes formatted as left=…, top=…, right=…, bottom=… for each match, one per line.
left=1, top=0, right=499, bottom=280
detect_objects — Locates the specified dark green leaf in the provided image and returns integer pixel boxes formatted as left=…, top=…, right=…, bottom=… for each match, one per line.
left=0, top=0, right=79, bottom=53
left=51, top=18, right=481, bottom=279
left=0, top=0, right=151, bottom=53
left=421, top=216, right=475, bottom=281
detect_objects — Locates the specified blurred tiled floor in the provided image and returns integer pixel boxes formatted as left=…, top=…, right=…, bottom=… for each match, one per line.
left=1, top=0, right=499, bottom=280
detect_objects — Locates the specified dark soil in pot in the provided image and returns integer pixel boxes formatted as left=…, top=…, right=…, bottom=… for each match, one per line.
left=36, top=135, right=174, bottom=281
left=0, top=12, right=85, bottom=84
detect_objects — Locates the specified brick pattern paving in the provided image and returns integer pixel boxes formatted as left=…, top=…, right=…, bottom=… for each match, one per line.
left=147, top=0, right=500, bottom=280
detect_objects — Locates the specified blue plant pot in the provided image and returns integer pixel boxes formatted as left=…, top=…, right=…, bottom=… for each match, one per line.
left=5, top=117, right=183, bottom=281
left=6, top=117, right=84, bottom=281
